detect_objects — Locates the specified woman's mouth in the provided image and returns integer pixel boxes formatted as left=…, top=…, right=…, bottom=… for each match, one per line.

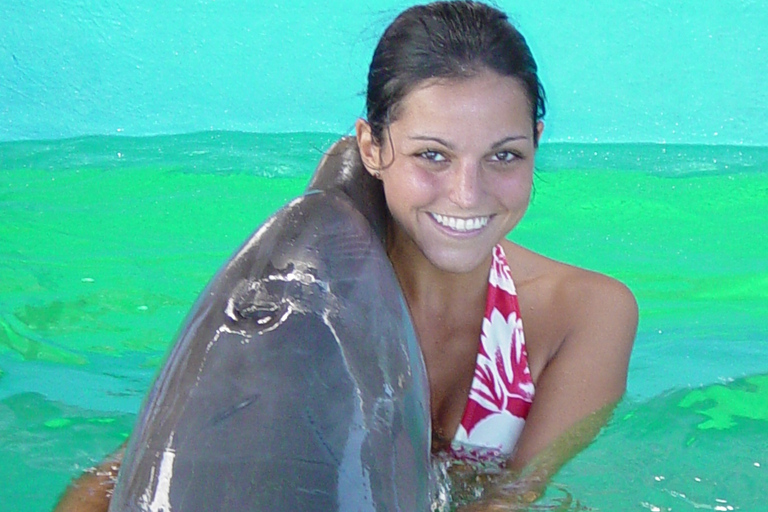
left=430, top=213, right=490, bottom=232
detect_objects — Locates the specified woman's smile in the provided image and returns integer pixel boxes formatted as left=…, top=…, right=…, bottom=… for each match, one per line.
left=429, top=212, right=492, bottom=234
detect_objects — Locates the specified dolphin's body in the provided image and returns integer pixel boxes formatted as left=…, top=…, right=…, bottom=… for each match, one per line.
left=109, top=138, right=432, bottom=511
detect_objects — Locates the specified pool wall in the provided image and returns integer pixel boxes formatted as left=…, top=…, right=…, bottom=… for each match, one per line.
left=2, top=0, right=767, bottom=145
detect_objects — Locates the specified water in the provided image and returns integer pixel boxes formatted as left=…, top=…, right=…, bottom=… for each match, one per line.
left=1, top=132, right=766, bottom=511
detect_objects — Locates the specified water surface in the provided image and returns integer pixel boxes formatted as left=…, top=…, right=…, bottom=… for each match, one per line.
left=1, top=132, right=766, bottom=511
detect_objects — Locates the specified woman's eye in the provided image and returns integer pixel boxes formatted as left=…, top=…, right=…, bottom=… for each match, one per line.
left=418, top=150, right=446, bottom=162
left=492, top=151, right=517, bottom=163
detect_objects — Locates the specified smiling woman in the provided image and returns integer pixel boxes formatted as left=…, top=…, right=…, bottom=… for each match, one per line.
left=351, top=1, right=637, bottom=509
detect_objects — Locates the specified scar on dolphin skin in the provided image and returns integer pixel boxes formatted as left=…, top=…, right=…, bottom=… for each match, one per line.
left=210, top=394, right=261, bottom=426
left=304, top=406, right=342, bottom=467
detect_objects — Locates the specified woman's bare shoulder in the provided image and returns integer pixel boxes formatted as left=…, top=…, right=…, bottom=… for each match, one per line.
left=501, top=240, right=638, bottom=336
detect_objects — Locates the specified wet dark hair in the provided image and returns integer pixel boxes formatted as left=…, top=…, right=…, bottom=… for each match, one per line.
left=366, top=0, right=546, bottom=145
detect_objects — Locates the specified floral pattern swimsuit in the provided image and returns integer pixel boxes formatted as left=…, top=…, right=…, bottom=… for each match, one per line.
left=448, top=244, right=535, bottom=465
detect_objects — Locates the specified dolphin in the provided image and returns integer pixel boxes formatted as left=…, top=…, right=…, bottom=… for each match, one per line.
left=108, top=137, right=432, bottom=511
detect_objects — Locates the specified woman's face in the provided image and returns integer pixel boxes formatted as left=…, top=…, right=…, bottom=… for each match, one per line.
left=358, top=70, right=542, bottom=274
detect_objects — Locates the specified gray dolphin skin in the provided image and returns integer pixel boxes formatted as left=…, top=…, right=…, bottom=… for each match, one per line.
left=108, top=137, right=432, bottom=511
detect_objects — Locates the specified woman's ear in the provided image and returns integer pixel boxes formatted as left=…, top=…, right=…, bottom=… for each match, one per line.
left=534, top=121, right=545, bottom=148
left=355, top=119, right=383, bottom=178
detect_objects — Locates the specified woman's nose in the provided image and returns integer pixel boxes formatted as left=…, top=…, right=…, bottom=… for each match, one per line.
left=448, top=159, right=481, bottom=208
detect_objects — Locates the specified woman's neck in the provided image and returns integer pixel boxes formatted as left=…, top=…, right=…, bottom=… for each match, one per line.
left=386, top=227, right=493, bottom=316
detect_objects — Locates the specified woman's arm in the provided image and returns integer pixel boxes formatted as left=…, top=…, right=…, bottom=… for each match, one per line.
left=457, top=404, right=617, bottom=511
left=53, top=443, right=125, bottom=512
left=510, top=273, right=637, bottom=468
left=459, top=273, right=638, bottom=510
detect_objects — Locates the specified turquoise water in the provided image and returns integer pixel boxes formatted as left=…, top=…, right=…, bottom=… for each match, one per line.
left=4, top=1, right=768, bottom=146
left=1, top=132, right=767, bottom=511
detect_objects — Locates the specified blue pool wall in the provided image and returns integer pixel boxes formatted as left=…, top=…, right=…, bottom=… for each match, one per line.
left=2, top=0, right=767, bottom=145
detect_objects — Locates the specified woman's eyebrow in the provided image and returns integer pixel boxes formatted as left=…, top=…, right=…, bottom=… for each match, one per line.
left=407, top=135, right=455, bottom=149
left=491, top=135, right=530, bottom=148
left=406, top=134, right=530, bottom=150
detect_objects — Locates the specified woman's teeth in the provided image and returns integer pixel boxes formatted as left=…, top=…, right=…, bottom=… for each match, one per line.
left=431, top=213, right=489, bottom=232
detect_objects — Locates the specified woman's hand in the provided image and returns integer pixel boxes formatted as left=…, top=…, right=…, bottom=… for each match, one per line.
left=454, top=489, right=540, bottom=512
left=53, top=443, right=125, bottom=512
left=452, top=401, right=619, bottom=511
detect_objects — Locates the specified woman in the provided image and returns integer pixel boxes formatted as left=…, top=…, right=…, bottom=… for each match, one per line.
left=56, top=2, right=637, bottom=510
left=355, top=1, right=636, bottom=507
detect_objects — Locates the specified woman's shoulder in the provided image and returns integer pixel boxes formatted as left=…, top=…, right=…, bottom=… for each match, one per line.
left=500, top=240, right=638, bottom=343
left=502, top=239, right=634, bottom=296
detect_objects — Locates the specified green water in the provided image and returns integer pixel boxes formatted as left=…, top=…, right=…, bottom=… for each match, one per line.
left=1, top=132, right=766, bottom=511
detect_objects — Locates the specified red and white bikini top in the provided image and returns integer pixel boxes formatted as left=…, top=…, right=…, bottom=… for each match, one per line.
left=448, top=244, right=535, bottom=465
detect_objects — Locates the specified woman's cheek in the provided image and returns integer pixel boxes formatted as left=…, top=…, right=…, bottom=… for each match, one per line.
left=386, top=165, right=439, bottom=202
